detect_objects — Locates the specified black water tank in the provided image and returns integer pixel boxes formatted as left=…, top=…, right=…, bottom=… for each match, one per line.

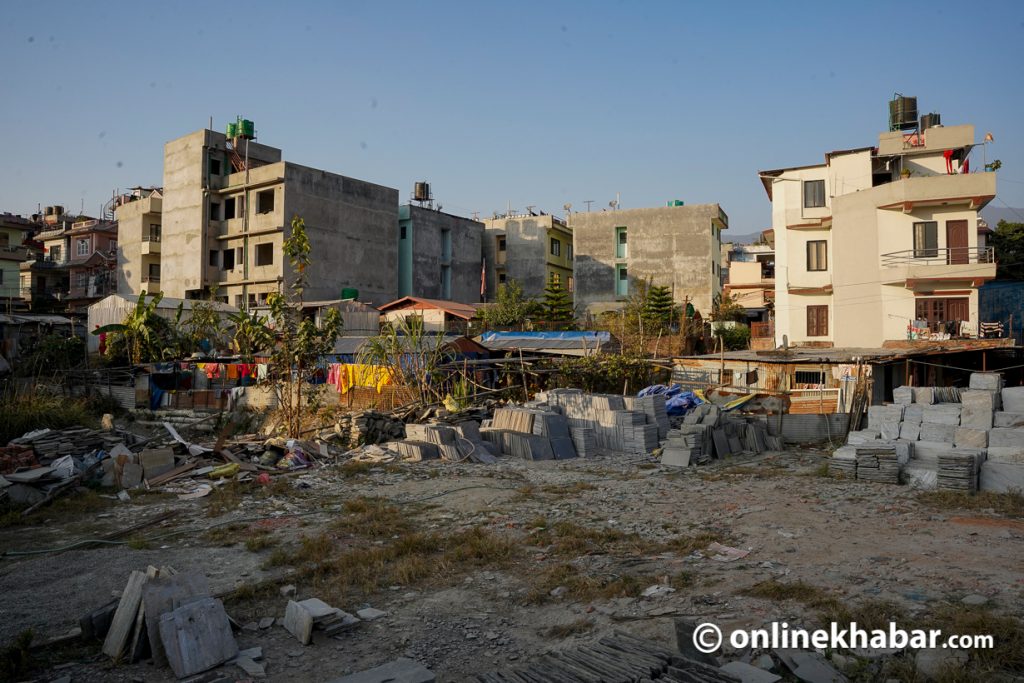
left=920, top=112, right=941, bottom=130
left=888, top=95, right=918, bottom=131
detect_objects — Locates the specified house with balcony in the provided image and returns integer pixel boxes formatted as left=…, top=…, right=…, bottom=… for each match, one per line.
left=65, top=219, right=118, bottom=311
left=759, top=106, right=997, bottom=348
left=115, top=187, right=163, bottom=296
left=0, top=213, right=35, bottom=308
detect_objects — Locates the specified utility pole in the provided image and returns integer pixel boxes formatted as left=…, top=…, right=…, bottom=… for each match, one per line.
left=584, top=200, right=594, bottom=212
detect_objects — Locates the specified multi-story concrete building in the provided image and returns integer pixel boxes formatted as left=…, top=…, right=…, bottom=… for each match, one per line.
left=721, top=235, right=775, bottom=319
left=398, top=203, right=483, bottom=304
left=115, top=187, right=163, bottom=295
left=481, top=212, right=573, bottom=301
left=119, top=123, right=400, bottom=308
left=760, top=111, right=997, bottom=348
left=571, top=203, right=728, bottom=317
left=0, top=213, right=34, bottom=307
left=65, top=219, right=118, bottom=311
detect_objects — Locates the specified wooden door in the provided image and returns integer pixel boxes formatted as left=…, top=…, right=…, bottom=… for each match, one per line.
left=946, top=220, right=969, bottom=264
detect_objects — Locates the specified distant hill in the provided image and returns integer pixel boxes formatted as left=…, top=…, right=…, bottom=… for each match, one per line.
left=982, top=207, right=1024, bottom=225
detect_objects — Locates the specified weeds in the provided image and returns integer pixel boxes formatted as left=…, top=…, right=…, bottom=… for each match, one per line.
left=917, top=490, right=1024, bottom=518
left=244, top=530, right=276, bottom=552
left=202, top=523, right=247, bottom=546
left=0, top=390, right=99, bottom=446
left=0, top=487, right=115, bottom=527
left=540, top=482, right=598, bottom=495
left=331, top=497, right=416, bottom=538
left=544, top=619, right=595, bottom=638
left=527, top=563, right=648, bottom=604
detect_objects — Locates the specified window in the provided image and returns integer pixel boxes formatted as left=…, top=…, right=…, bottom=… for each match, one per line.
left=109, top=240, right=117, bottom=254
left=209, top=250, right=219, bottom=267
left=567, top=244, right=573, bottom=260
left=913, top=221, right=938, bottom=258
left=248, top=293, right=258, bottom=308
left=916, top=297, right=969, bottom=331
left=794, top=370, right=826, bottom=385
left=567, top=276, right=574, bottom=292
left=258, top=292, right=270, bottom=305
left=550, top=272, right=560, bottom=288
left=498, top=273, right=507, bottom=284
left=615, top=227, right=628, bottom=259
left=234, top=295, right=244, bottom=308
left=806, top=305, right=829, bottom=337
left=224, top=197, right=237, bottom=219
left=806, top=240, right=828, bottom=271
left=77, top=238, right=90, bottom=256
left=148, top=224, right=161, bottom=241
left=616, top=265, right=628, bottom=296
left=550, top=238, right=561, bottom=257
left=223, top=248, right=235, bottom=270
left=0, top=233, right=7, bottom=247
left=209, top=157, right=222, bottom=176
left=147, top=263, right=160, bottom=281
left=255, top=243, right=274, bottom=267
left=210, top=201, right=222, bottom=221
left=49, top=245, right=61, bottom=262
left=803, top=180, right=825, bottom=208
left=256, top=189, right=275, bottom=214
left=400, top=225, right=407, bottom=240
left=77, top=273, right=88, bottom=287
left=497, top=236, right=506, bottom=252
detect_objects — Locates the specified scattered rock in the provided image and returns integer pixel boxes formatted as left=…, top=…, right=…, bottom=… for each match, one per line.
left=357, top=607, right=388, bottom=621
left=915, top=648, right=968, bottom=680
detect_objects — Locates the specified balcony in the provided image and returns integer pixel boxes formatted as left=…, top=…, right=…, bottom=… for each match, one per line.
left=141, top=235, right=161, bottom=255
left=875, top=172, right=996, bottom=213
left=141, top=274, right=161, bottom=284
left=880, top=247, right=996, bottom=286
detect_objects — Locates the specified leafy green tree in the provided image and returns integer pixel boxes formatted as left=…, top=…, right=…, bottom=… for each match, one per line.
left=541, top=281, right=575, bottom=324
left=480, top=279, right=538, bottom=328
left=183, top=298, right=224, bottom=354
left=230, top=310, right=274, bottom=362
left=990, top=220, right=1024, bottom=281
left=360, top=315, right=449, bottom=406
left=94, top=291, right=176, bottom=365
left=713, top=324, right=751, bottom=350
left=710, top=292, right=747, bottom=322
left=266, top=216, right=343, bottom=437
left=643, top=285, right=677, bottom=328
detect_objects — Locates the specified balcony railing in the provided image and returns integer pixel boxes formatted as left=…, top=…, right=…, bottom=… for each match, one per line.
left=751, top=321, right=774, bottom=339
left=881, top=246, right=994, bottom=267
left=142, top=274, right=161, bottom=282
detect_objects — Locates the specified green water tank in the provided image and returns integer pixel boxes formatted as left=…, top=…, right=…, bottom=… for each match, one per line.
left=226, top=122, right=238, bottom=138
left=341, top=288, right=358, bottom=300
left=667, top=200, right=685, bottom=207
left=239, top=119, right=255, bottom=138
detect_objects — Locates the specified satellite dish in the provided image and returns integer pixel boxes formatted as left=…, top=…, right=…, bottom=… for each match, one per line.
left=563, top=203, right=572, bottom=212
left=609, top=200, right=619, bottom=209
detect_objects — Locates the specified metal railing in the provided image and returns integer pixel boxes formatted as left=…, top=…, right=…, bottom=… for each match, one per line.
left=881, top=246, right=994, bottom=267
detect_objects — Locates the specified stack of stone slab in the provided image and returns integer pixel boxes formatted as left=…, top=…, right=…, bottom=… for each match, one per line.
left=846, top=372, right=1024, bottom=493
left=629, top=395, right=671, bottom=439
left=476, top=406, right=578, bottom=461
left=659, top=404, right=777, bottom=467
left=660, top=428, right=705, bottom=467
left=570, top=427, right=596, bottom=458
left=855, top=445, right=900, bottom=484
left=539, top=389, right=662, bottom=456
left=828, top=447, right=858, bottom=478
left=400, top=422, right=499, bottom=463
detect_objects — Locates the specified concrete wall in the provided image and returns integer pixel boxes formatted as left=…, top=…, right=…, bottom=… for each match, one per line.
left=571, top=204, right=725, bottom=317
left=115, top=196, right=162, bottom=296
left=482, top=215, right=567, bottom=300
left=282, top=162, right=399, bottom=306
left=161, top=130, right=213, bottom=298
left=400, top=205, right=483, bottom=304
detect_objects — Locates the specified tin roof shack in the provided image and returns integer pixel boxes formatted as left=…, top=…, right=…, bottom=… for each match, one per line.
left=378, top=296, right=481, bottom=335
left=86, top=294, right=239, bottom=353
left=477, top=330, right=614, bottom=357
left=673, top=339, right=1021, bottom=413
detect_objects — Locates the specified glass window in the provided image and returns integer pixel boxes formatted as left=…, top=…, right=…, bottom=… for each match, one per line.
left=615, top=227, right=628, bottom=259
left=807, top=305, right=828, bottom=336
left=913, top=222, right=938, bottom=258
left=77, top=239, right=90, bottom=256
left=550, top=238, right=560, bottom=256
left=806, top=240, right=827, bottom=271
left=803, top=180, right=825, bottom=208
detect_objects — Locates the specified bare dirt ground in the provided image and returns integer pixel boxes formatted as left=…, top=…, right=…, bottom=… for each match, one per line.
left=2, top=447, right=1023, bottom=682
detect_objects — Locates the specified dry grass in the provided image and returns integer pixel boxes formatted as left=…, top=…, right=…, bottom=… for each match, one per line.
left=655, top=532, right=724, bottom=556
left=700, top=464, right=789, bottom=481
left=540, top=482, right=598, bottom=495
left=739, top=579, right=847, bottom=617
left=544, top=618, right=595, bottom=639
left=330, top=497, right=416, bottom=538
left=201, top=523, right=247, bottom=546
left=0, top=487, right=115, bottom=528
left=526, top=563, right=649, bottom=604
left=336, top=460, right=404, bottom=478
left=917, top=490, right=1024, bottom=518
left=244, top=530, right=276, bottom=552
left=922, top=605, right=1024, bottom=674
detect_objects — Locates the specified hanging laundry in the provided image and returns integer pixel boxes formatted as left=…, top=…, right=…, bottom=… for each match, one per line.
left=943, top=149, right=954, bottom=174
left=226, top=364, right=239, bottom=380
left=256, top=364, right=268, bottom=381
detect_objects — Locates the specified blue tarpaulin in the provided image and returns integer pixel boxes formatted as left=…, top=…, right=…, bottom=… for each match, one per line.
left=638, top=383, right=702, bottom=416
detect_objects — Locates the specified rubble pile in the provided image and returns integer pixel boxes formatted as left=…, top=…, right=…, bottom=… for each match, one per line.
left=661, top=403, right=782, bottom=467
left=327, top=410, right=406, bottom=450
left=839, top=372, right=1024, bottom=492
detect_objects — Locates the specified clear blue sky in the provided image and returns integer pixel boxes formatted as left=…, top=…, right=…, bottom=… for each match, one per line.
left=2, top=0, right=1022, bottom=233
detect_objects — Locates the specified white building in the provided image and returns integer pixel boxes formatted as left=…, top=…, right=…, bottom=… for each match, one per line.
left=760, top=113, right=996, bottom=348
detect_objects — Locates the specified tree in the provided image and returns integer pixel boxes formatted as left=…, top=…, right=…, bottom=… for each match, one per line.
left=360, top=315, right=449, bottom=406
left=710, top=292, right=747, bottom=322
left=479, top=279, right=538, bottom=328
left=541, top=281, right=574, bottom=324
left=183, top=298, right=224, bottom=355
left=94, top=291, right=176, bottom=365
left=713, top=324, right=751, bottom=350
left=230, top=310, right=274, bottom=363
left=990, top=220, right=1024, bottom=281
left=643, top=285, right=677, bottom=329
left=266, top=216, right=343, bottom=437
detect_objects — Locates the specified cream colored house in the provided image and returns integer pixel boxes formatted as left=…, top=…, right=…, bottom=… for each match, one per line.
left=760, top=122, right=996, bottom=348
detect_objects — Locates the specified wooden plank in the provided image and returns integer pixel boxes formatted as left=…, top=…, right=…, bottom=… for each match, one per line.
left=145, top=462, right=197, bottom=488
left=159, top=597, right=238, bottom=678
left=102, top=570, right=148, bottom=661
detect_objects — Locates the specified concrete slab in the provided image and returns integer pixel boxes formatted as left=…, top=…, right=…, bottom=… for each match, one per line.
left=986, top=447, right=1024, bottom=464
left=980, top=461, right=1024, bottom=493
left=969, top=372, right=1003, bottom=392
left=893, top=386, right=914, bottom=405
left=994, top=412, right=1024, bottom=428
left=283, top=601, right=313, bottom=645
left=879, top=422, right=900, bottom=441
left=158, top=597, right=238, bottom=679
left=140, top=448, right=176, bottom=480
left=899, top=422, right=920, bottom=441
left=960, top=390, right=997, bottom=429
left=720, top=661, right=782, bottom=683
left=326, top=658, right=435, bottom=683
left=920, top=423, right=955, bottom=444
left=1003, top=387, right=1024, bottom=414
left=922, top=404, right=960, bottom=426
left=902, top=404, right=924, bottom=424
left=989, top=427, right=1024, bottom=449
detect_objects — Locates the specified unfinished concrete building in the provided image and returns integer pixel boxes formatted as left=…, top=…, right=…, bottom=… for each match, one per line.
left=115, top=188, right=163, bottom=296
left=119, top=121, right=399, bottom=308
left=571, top=203, right=728, bottom=317
left=481, top=212, right=573, bottom=301
left=398, top=199, right=484, bottom=304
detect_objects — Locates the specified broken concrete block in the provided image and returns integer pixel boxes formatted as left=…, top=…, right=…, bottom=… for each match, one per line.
left=970, top=372, right=1003, bottom=392
left=954, top=427, right=989, bottom=449
left=326, top=658, right=435, bottom=683
left=922, top=403, right=960, bottom=425
left=903, top=464, right=938, bottom=490
left=893, top=386, right=914, bottom=405
left=159, top=597, right=238, bottom=679
left=980, top=461, right=1024, bottom=493
left=140, top=448, right=176, bottom=480
left=994, top=412, right=1024, bottom=428
left=1003, top=387, right=1024, bottom=414
left=846, top=431, right=878, bottom=445
left=283, top=600, right=314, bottom=645
left=356, top=607, right=387, bottom=621
left=920, top=423, right=955, bottom=444
left=899, top=422, right=921, bottom=441
left=120, top=462, right=144, bottom=489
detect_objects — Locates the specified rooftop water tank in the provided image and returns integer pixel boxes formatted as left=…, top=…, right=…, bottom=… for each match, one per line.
left=226, top=121, right=238, bottom=138
left=341, top=287, right=358, bottom=300
left=413, top=182, right=431, bottom=201
left=920, top=112, right=941, bottom=130
left=888, top=94, right=918, bottom=131
left=238, top=119, right=255, bottom=139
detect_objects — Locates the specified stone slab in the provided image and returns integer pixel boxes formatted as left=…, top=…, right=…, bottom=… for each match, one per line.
left=969, top=372, right=1003, bottom=392
left=892, top=386, right=914, bottom=405
left=980, top=461, right=1024, bottom=493
left=660, top=449, right=693, bottom=468
left=899, top=422, right=920, bottom=441
left=283, top=601, right=313, bottom=645
left=1002, top=387, right=1024, bottom=414
left=922, top=404, right=960, bottom=426
left=903, top=465, right=938, bottom=490
left=868, top=405, right=904, bottom=428
left=989, top=427, right=1024, bottom=449
left=986, top=447, right=1024, bottom=464
left=120, top=463, right=144, bottom=489
left=954, top=427, right=989, bottom=449
left=140, top=448, right=176, bottom=481
left=994, top=412, right=1024, bottom=428
left=326, top=658, right=436, bottom=683
left=902, top=404, right=924, bottom=424
left=159, top=597, right=238, bottom=679
left=913, top=387, right=935, bottom=405
left=879, top=422, right=900, bottom=441
left=920, top=422, right=955, bottom=444
left=720, top=661, right=782, bottom=683
left=143, top=572, right=211, bottom=667
left=960, top=390, right=997, bottom=429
